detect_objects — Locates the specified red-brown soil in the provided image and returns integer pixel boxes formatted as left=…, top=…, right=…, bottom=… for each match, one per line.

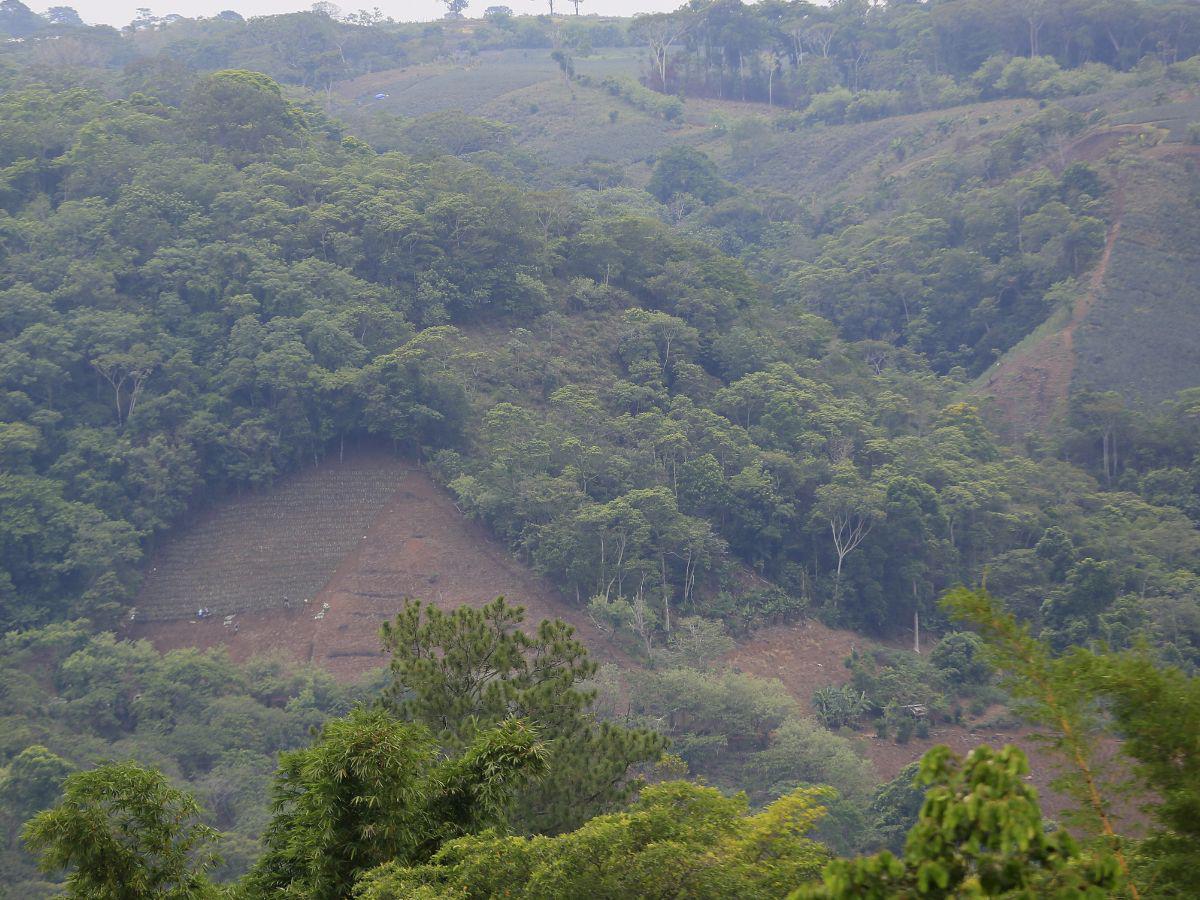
left=726, top=618, right=861, bottom=700
left=724, top=620, right=1100, bottom=820
left=130, top=456, right=616, bottom=679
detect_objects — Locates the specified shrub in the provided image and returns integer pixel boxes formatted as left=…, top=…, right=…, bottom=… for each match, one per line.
left=845, top=90, right=904, bottom=123
left=971, top=53, right=1012, bottom=94
left=847, top=648, right=943, bottom=714
left=801, top=87, right=853, bottom=125
left=930, top=631, right=991, bottom=687
left=706, top=586, right=806, bottom=634
left=1043, top=62, right=1115, bottom=97
left=812, top=683, right=870, bottom=729
left=934, top=78, right=980, bottom=108
left=993, top=56, right=1064, bottom=97
left=599, top=76, right=683, bottom=120
left=746, top=717, right=875, bottom=805
left=1168, top=55, right=1200, bottom=84
left=989, top=56, right=1114, bottom=99
left=647, top=146, right=729, bottom=204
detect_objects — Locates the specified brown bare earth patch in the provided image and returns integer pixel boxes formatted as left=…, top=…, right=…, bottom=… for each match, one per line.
left=130, top=452, right=617, bottom=679
left=974, top=162, right=1125, bottom=435
left=724, top=621, right=1103, bottom=819
left=975, top=310, right=1077, bottom=438
left=725, top=619, right=863, bottom=707
left=848, top=720, right=1103, bottom=823
left=134, top=453, right=408, bottom=623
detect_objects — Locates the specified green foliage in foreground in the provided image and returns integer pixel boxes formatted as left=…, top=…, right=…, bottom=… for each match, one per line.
left=356, top=780, right=831, bottom=899
left=243, top=710, right=549, bottom=899
left=0, top=621, right=367, bottom=892
left=380, top=597, right=665, bottom=835
left=23, top=761, right=220, bottom=900
left=21, top=737, right=1127, bottom=900
left=797, top=745, right=1120, bottom=899
left=15, top=591, right=1200, bottom=900
left=943, top=587, right=1200, bottom=898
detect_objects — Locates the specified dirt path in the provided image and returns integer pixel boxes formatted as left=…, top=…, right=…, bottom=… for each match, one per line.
left=1062, top=181, right=1124, bottom=361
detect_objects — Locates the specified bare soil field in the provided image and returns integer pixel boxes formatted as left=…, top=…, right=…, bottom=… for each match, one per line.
left=134, top=453, right=409, bottom=622
left=726, top=618, right=860, bottom=703
left=131, top=452, right=616, bottom=679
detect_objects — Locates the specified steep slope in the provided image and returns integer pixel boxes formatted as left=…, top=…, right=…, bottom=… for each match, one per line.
left=131, top=451, right=1058, bottom=804
left=1072, top=147, right=1200, bottom=403
left=131, top=452, right=618, bottom=678
left=340, top=50, right=1200, bottom=429
left=976, top=130, right=1200, bottom=430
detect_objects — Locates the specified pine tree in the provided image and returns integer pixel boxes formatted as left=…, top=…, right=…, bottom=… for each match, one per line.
left=380, top=597, right=666, bottom=834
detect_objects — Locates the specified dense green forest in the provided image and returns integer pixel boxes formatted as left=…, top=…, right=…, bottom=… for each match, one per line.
left=3, top=24, right=1199, bottom=652
left=2, top=0, right=1200, bottom=896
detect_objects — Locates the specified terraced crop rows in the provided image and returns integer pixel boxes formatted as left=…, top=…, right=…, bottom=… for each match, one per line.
left=339, top=49, right=643, bottom=118
left=136, top=454, right=409, bottom=622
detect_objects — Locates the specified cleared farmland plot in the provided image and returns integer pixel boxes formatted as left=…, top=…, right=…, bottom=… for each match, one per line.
left=337, top=49, right=642, bottom=118
left=136, top=453, right=409, bottom=622
left=132, top=454, right=620, bottom=678
left=333, top=50, right=658, bottom=158
left=1073, top=150, right=1200, bottom=404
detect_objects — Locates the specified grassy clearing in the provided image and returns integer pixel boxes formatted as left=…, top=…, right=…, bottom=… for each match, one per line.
left=484, top=77, right=695, bottom=171
left=1107, top=94, right=1200, bottom=142
left=714, top=99, right=1038, bottom=199
left=335, top=49, right=644, bottom=118
left=1073, top=152, right=1200, bottom=403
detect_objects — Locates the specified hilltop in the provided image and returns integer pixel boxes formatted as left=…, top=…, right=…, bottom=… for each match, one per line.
left=326, top=37, right=1200, bottom=430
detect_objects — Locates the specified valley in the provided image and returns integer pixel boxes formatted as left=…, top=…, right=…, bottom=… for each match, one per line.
left=131, top=450, right=1068, bottom=811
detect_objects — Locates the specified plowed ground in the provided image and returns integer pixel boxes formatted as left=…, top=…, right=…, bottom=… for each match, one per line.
left=130, top=453, right=616, bottom=679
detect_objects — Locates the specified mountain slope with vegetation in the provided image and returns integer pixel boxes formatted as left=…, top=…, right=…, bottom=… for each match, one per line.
left=2, top=0, right=1200, bottom=896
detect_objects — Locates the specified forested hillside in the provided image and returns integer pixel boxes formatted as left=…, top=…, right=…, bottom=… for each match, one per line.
left=2, top=0, right=1200, bottom=896
left=3, top=1, right=1200, bottom=652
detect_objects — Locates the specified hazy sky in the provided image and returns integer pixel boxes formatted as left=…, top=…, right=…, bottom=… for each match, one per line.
left=54, top=0, right=680, bottom=29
